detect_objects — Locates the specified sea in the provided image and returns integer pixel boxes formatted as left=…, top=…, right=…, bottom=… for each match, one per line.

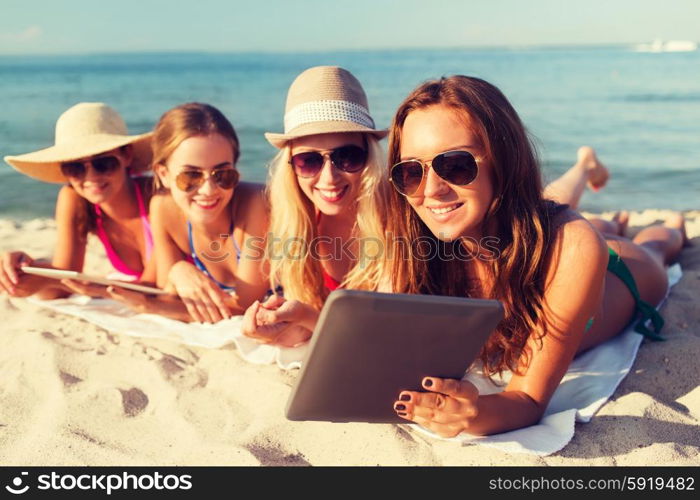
left=1, top=46, right=699, bottom=219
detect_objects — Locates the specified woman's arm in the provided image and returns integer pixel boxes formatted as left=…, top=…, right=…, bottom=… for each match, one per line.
left=229, top=183, right=274, bottom=311
left=151, top=193, right=232, bottom=323
left=397, top=215, right=609, bottom=436
left=14, top=186, right=90, bottom=300
left=105, top=285, right=194, bottom=322
left=151, top=193, right=187, bottom=288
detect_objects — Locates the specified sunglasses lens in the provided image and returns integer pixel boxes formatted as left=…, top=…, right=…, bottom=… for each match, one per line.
left=212, top=168, right=239, bottom=190
left=330, top=145, right=367, bottom=173
left=60, top=162, right=86, bottom=179
left=433, top=151, right=478, bottom=185
left=175, top=170, right=204, bottom=191
left=91, top=155, right=120, bottom=175
left=390, top=161, right=424, bottom=196
left=291, top=152, right=324, bottom=178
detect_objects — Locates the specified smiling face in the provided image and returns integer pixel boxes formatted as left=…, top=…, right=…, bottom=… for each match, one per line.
left=398, top=105, right=494, bottom=241
left=63, top=147, right=131, bottom=205
left=157, top=134, right=237, bottom=225
left=290, top=132, right=366, bottom=217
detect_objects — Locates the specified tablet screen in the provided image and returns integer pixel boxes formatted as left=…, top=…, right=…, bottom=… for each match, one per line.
left=286, top=289, right=503, bottom=423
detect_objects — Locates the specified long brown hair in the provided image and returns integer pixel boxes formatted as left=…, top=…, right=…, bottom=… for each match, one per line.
left=151, top=102, right=240, bottom=190
left=386, top=76, right=564, bottom=376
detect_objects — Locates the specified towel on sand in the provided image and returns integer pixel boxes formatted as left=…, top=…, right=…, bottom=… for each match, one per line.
left=29, top=264, right=681, bottom=456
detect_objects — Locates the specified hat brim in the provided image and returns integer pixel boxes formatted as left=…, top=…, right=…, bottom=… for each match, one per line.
left=4, top=132, right=153, bottom=184
left=265, top=121, right=387, bottom=149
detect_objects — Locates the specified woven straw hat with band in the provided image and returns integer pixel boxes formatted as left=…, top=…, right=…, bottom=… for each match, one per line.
left=265, top=66, right=387, bottom=148
left=4, top=102, right=152, bottom=184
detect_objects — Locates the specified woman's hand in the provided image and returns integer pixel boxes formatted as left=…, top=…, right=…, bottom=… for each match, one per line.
left=167, top=260, right=232, bottom=323
left=242, top=295, right=315, bottom=347
left=0, top=251, right=34, bottom=295
left=394, top=377, right=480, bottom=438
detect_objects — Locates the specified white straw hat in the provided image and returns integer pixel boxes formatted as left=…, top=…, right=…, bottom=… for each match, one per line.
left=4, top=102, right=152, bottom=184
left=265, top=66, right=387, bottom=148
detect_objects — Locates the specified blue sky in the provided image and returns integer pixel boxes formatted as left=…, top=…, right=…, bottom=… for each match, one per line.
left=1, top=0, right=698, bottom=54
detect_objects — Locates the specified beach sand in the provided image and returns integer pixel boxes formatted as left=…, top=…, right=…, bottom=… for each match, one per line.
left=0, top=210, right=698, bottom=466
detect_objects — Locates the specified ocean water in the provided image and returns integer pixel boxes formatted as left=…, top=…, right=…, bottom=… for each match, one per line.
left=1, top=47, right=699, bottom=219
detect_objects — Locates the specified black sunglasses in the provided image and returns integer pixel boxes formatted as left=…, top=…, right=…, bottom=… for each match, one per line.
left=60, top=155, right=121, bottom=180
left=389, top=150, right=479, bottom=196
left=175, top=168, right=240, bottom=192
left=290, top=145, right=368, bottom=178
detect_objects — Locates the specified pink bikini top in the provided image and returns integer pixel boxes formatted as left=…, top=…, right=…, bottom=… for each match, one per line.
left=323, top=270, right=341, bottom=292
left=93, top=179, right=154, bottom=281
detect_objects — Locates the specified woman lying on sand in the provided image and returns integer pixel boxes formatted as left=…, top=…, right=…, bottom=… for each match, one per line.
left=385, top=75, right=687, bottom=436
left=240, top=66, right=391, bottom=346
left=116, top=103, right=270, bottom=323
left=0, top=103, right=155, bottom=298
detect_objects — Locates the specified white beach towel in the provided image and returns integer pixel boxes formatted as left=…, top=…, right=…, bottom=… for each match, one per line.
left=28, top=264, right=681, bottom=456
left=28, top=295, right=308, bottom=369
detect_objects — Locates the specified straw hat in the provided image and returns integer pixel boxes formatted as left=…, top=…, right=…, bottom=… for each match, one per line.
left=4, top=102, right=152, bottom=184
left=265, top=66, right=387, bottom=148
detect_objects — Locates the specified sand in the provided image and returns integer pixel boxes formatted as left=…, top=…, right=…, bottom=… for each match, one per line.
left=0, top=210, right=698, bottom=466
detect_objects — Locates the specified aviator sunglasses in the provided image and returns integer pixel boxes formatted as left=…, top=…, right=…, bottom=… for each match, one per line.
left=175, top=167, right=240, bottom=192
left=389, top=150, right=479, bottom=196
left=60, top=155, right=121, bottom=180
left=290, top=144, right=368, bottom=178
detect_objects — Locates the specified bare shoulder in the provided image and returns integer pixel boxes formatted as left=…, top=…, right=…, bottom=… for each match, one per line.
left=57, top=184, right=82, bottom=206
left=56, top=185, right=85, bottom=219
left=547, top=208, right=608, bottom=281
left=149, top=192, right=185, bottom=230
left=150, top=191, right=177, bottom=215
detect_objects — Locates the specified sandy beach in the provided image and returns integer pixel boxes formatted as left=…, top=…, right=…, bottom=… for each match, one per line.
left=0, top=210, right=698, bottom=466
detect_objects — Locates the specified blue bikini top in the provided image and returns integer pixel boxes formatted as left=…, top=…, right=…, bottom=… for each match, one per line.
left=186, top=219, right=241, bottom=293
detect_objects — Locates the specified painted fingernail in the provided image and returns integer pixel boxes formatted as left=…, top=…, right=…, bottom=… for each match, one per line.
left=423, top=378, right=434, bottom=388
left=400, top=393, right=411, bottom=402
left=397, top=412, right=407, bottom=417
left=394, top=403, right=406, bottom=411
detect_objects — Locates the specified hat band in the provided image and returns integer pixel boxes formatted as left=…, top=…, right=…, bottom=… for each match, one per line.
left=284, top=100, right=374, bottom=133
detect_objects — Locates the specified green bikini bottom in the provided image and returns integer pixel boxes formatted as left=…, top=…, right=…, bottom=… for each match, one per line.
left=585, top=247, right=665, bottom=340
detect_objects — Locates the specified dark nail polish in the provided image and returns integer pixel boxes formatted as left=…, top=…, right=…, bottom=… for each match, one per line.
left=423, top=378, right=433, bottom=388
left=394, top=403, right=406, bottom=411
left=397, top=412, right=407, bottom=417
left=400, top=394, right=411, bottom=402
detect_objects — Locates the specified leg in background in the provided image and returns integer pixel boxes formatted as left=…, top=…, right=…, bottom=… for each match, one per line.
left=544, top=146, right=609, bottom=210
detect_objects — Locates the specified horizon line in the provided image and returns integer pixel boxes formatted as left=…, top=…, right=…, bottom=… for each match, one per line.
left=0, top=41, right=687, bottom=58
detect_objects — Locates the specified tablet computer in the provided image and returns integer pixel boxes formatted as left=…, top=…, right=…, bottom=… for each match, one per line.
left=285, top=289, right=503, bottom=423
left=20, top=266, right=167, bottom=296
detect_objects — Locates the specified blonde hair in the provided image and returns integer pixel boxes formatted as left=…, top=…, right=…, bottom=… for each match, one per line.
left=266, top=135, right=390, bottom=310
left=151, top=102, right=240, bottom=190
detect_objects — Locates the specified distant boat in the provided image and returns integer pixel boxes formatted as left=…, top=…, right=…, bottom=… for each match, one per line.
left=635, top=39, right=698, bottom=52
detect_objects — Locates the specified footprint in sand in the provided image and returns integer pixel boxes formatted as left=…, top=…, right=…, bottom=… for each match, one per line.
left=244, top=441, right=310, bottom=466
left=119, top=387, right=149, bottom=417
left=157, top=354, right=208, bottom=389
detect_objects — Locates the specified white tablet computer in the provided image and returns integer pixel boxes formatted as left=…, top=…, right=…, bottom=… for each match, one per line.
left=285, top=289, right=503, bottom=423
left=20, top=266, right=167, bottom=295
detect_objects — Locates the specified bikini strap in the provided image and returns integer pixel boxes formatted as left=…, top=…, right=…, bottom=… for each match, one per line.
left=607, top=247, right=665, bottom=341
left=187, top=220, right=237, bottom=292
left=92, top=202, right=140, bottom=278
